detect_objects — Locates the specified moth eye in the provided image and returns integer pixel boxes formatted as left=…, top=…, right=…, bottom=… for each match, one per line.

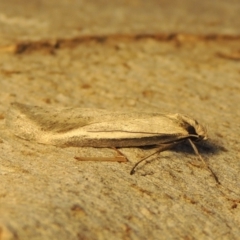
left=186, top=125, right=197, bottom=135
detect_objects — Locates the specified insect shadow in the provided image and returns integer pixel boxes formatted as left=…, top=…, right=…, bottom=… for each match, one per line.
left=133, top=139, right=226, bottom=184
left=171, top=139, right=227, bottom=156
left=140, top=139, right=226, bottom=156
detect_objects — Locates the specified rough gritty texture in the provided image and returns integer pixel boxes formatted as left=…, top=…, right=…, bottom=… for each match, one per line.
left=0, top=0, right=240, bottom=46
left=0, top=1, right=240, bottom=240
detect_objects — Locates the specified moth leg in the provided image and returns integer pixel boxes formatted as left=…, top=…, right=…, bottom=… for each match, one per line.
left=111, top=147, right=128, bottom=162
left=74, top=148, right=127, bottom=163
left=188, top=139, right=220, bottom=184
left=130, top=143, right=174, bottom=175
left=74, top=156, right=127, bottom=162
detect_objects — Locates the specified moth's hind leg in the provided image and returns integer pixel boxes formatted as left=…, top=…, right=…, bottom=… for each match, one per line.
left=74, top=147, right=128, bottom=163
left=111, top=147, right=128, bottom=163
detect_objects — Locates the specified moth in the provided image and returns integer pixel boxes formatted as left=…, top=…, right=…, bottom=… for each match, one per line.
left=6, top=102, right=219, bottom=183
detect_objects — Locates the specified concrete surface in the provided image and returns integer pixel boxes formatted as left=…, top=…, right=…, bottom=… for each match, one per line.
left=0, top=0, right=240, bottom=239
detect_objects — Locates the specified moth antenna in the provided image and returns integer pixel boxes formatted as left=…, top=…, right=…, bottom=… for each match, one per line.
left=188, top=139, right=220, bottom=184
left=130, top=144, right=173, bottom=175
left=130, top=150, right=159, bottom=175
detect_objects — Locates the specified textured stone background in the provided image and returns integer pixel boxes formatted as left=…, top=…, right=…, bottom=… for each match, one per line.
left=0, top=0, right=240, bottom=239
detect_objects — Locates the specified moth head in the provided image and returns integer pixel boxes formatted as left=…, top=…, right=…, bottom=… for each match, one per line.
left=177, top=114, right=208, bottom=141
left=193, top=122, right=208, bottom=141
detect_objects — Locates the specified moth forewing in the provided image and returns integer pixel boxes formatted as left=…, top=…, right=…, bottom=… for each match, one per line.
left=6, top=102, right=203, bottom=147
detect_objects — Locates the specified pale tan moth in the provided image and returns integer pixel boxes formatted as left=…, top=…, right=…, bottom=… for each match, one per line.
left=6, top=102, right=219, bottom=183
